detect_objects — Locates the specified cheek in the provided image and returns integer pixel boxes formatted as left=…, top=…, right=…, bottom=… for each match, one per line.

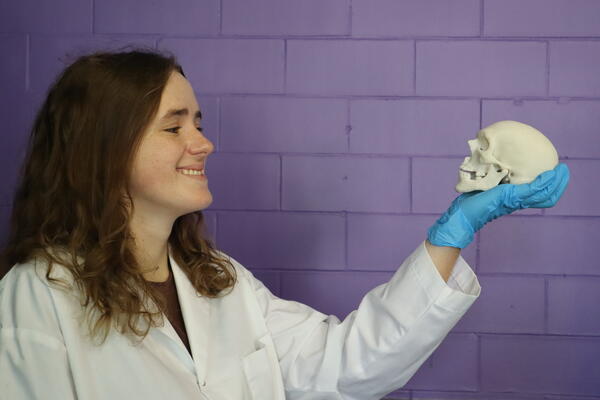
left=131, top=153, right=176, bottom=192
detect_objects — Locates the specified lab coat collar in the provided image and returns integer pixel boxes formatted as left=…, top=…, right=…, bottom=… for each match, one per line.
left=41, top=245, right=211, bottom=385
left=144, top=245, right=211, bottom=386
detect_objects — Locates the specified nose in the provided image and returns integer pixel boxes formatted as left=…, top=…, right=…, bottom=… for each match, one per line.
left=187, top=130, right=214, bottom=155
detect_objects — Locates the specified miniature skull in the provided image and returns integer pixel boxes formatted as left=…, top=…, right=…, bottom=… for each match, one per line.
left=456, top=120, right=559, bottom=193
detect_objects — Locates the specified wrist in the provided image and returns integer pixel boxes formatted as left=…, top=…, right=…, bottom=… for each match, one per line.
left=427, top=209, right=475, bottom=249
left=424, top=239, right=461, bottom=283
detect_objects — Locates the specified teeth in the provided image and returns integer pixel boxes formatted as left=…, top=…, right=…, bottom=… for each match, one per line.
left=178, top=168, right=205, bottom=176
left=460, top=169, right=486, bottom=180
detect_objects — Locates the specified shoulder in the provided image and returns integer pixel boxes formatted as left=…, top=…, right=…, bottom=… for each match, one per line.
left=209, top=248, right=264, bottom=292
left=1, top=256, right=60, bottom=298
left=211, top=248, right=251, bottom=278
left=1, top=251, right=75, bottom=293
left=0, top=254, right=74, bottom=338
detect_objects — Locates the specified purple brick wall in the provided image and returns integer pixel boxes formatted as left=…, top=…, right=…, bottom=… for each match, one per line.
left=1, top=1, right=599, bottom=399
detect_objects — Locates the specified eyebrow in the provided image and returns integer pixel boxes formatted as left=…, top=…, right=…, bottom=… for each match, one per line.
left=159, top=108, right=202, bottom=121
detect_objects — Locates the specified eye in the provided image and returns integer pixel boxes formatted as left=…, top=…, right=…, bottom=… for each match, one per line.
left=165, top=126, right=204, bottom=134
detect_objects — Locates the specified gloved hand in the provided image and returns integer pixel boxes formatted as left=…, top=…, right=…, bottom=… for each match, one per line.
left=427, top=163, right=570, bottom=249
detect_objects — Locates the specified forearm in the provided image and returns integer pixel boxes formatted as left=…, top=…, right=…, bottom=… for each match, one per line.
left=424, top=239, right=461, bottom=283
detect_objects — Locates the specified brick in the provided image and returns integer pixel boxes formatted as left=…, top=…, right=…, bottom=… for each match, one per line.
left=455, top=276, right=545, bottom=334
left=483, top=99, right=600, bottom=159
left=404, top=392, right=560, bottom=400
left=548, top=277, right=600, bottom=335
left=0, top=0, right=90, bottom=34
left=550, top=41, right=600, bottom=96
left=544, top=396, right=600, bottom=400
left=0, top=34, right=26, bottom=94
left=282, top=156, right=410, bottom=212
left=95, top=0, right=219, bottom=35
left=417, top=41, right=546, bottom=96
left=217, top=211, right=345, bottom=269
left=484, top=0, right=600, bottom=37
left=206, top=153, right=279, bottom=210
left=287, top=40, right=414, bottom=95
left=353, top=0, right=479, bottom=37
left=380, top=390, right=410, bottom=400
left=30, top=35, right=155, bottom=95
left=349, top=99, right=480, bottom=156
left=404, top=333, right=479, bottom=391
left=545, top=160, right=600, bottom=216
left=248, top=269, right=281, bottom=297
left=413, top=158, right=466, bottom=214
left=195, top=96, right=219, bottom=151
left=1, top=122, right=33, bottom=205
left=348, top=214, right=477, bottom=271
left=222, top=0, right=349, bottom=36
left=220, top=97, right=347, bottom=153
left=0, top=35, right=29, bottom=206
left=280, top=270, right=393, bottom=319
left=481, top=335, right=600, bottom=395
left=0, top=111, right=30, bottom=205
left=159, top=38, right=284, bottom=94
left=479, top=217, right=598, bottom=275
left=200, top=211, right=217, bottom=245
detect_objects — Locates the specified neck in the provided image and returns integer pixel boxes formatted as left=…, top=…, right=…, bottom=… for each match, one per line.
left=143, top=255, right=171, bottom=283
left=128, top=207, right=174, bottom=282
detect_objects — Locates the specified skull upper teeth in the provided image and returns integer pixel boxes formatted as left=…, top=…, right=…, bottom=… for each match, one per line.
left=178, top=168, right=205, bottom=175
left=460, top=169, right=487, bottom=180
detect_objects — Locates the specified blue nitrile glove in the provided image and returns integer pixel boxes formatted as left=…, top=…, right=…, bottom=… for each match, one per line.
left=427, top=163, right=570, bottom=249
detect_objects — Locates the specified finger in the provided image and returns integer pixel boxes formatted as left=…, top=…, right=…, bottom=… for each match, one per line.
left=529, top=164, right=569, bottom=204
left=515, top=163, right=569, bottom=203
left=532, top=169, right=569, bottom=208
left=523, top=171, right=563, bottom=205
left=511, top=169, right=556, bottom=206
left=522, top=167, right=570, bottom=208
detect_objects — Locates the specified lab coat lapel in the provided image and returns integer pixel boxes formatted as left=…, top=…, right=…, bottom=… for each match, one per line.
left=141, top=253, right=198, bottom=378
left=169, top=248, right=211, bottom=386
left=147, top=312, right=197, bottom=377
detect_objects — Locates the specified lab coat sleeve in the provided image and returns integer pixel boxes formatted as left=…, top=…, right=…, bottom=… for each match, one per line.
left=0, top=328, right=77, bottom=399
left=239, top=239, right=481, bottom=400
left=0, top=262, right=77, bottom=400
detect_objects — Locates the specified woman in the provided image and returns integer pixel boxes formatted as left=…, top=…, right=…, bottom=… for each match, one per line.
left=0, top=48, right=570, bottom=400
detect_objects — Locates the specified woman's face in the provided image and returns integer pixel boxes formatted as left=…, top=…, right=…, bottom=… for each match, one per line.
left=129, top=71, right=214, bottom=221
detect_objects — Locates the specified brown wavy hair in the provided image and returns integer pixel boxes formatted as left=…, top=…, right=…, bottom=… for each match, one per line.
left=0, top=46, right=236, bottom=345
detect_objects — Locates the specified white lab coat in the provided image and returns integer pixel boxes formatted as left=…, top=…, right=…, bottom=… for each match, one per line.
left=0, top=240, right=480, bottom=400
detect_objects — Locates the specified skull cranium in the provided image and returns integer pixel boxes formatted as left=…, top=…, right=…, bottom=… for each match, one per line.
left=456, top=120, right=559, bottom=193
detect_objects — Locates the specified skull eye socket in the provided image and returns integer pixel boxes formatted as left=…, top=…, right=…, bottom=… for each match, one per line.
left=479, top=138, right=489, bottom=151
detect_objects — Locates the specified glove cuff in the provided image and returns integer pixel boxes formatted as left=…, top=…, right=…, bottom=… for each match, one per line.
left=427, top=208, right=475, bottom=249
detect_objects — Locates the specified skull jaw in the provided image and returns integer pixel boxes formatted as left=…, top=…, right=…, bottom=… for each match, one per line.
left=455, top=165, right=509, bottom=193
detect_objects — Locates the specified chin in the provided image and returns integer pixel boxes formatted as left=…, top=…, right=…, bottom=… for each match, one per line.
left=193, top=197, right=213, bottom=211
